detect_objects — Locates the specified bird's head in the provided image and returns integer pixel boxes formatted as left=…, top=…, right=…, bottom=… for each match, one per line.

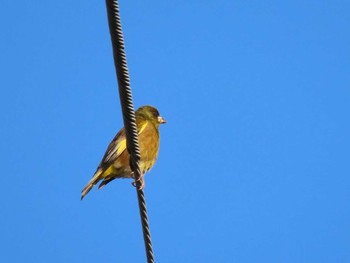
left=136, top=105, right=166, bottom=128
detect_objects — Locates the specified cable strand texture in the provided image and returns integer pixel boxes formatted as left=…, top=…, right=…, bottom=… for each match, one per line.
left=105, top=1, right=155, bottom=262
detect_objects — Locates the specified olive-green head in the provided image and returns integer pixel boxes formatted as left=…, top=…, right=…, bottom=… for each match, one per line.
left=136, top=105, right=166, bottom=128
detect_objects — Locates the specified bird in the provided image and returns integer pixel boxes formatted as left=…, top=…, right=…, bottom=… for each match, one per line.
left=81, top=105, right=166, bottom=200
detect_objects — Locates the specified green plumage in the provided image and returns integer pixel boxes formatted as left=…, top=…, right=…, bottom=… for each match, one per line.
left=81, top=105, right=166, bottom=200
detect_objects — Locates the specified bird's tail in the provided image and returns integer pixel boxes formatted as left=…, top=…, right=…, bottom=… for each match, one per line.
left=81, top=169, right=103, bottom=200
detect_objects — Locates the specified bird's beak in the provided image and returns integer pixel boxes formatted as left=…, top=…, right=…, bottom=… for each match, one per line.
left=158, top=116, right=166, bottom=124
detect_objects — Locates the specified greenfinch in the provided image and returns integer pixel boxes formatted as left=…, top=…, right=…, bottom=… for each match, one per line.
left=81, top=105, right=166, bottom=200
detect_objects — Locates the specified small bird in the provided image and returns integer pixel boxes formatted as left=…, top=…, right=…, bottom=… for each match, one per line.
left=81, top=105, right=166, bottom=200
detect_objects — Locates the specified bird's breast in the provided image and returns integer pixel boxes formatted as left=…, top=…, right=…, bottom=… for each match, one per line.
left=138, top=122, right=160, bottom=173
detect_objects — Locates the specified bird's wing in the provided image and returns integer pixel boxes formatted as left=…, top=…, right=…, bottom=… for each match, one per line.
left=101, top=128, right=126, bottom=165
left=101, top=121, right=149, bottom=165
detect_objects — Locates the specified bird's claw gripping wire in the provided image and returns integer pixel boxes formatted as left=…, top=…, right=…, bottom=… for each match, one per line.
left=132, top=172, right=145, bottom=190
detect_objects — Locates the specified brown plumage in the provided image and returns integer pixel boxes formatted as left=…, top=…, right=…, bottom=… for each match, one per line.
left=81, top=105, right=166, bottom=200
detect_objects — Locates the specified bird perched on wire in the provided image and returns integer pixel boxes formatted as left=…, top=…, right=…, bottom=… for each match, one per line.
left=81, top=105, right=166, bottom=200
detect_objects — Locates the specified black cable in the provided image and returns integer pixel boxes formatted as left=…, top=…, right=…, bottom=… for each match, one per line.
left=105, top=1, right=155, bottom=262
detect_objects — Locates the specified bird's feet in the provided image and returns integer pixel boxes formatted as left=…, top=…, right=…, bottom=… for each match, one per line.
left=132, top=173, right=145, bottom=190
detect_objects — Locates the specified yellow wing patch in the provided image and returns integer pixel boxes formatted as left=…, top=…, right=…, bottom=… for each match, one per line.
left=101, top=165, right=116, bottom=179
left=116, top=122, right=148, bottom=156
left=139, top=121, right=148, bottom=134
left=116, top=138, right=127, bottom=156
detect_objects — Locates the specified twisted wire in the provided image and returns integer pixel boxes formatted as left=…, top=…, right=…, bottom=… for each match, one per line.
left=105, top=1, right=155, bottom=262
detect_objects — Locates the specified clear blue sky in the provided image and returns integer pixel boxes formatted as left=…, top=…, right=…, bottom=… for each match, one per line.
left=1, top=1, right=349, bottom=262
